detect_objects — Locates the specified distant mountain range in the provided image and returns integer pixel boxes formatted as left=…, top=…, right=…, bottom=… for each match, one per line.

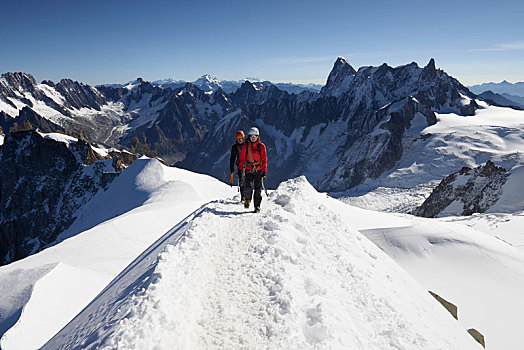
left=469, top=80, right=524, bottom=96
left=476, top=91, right=524, bottom=108
left=0, top=58, right=484, bottom=192
left=101, top=74, right=323, bottom=94
left=3, top=59, right=517, bottom=192
left=468, top=81, right=524, bottom=108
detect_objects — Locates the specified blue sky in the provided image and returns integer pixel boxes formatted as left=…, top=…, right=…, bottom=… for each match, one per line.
left=1, top=0, right=523, bottom=86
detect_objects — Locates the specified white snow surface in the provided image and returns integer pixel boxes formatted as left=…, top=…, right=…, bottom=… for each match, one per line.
left=440, top=211, right=524, bottom=252
left=36, top=131, right=78, bottom=145
left=43, top=177, right=480, bottom=350
left=0, top=158, right=232, bottom=350
left=340, top=183, right=437, bottom=213
left=351, top=103, right=524, bottom=192
left=321, top=199, right=524, bottom=350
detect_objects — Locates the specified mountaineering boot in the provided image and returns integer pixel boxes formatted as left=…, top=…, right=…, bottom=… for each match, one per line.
left=254, top=206, right=260, bottom=213
left=244, top=199, right=251, bottom=209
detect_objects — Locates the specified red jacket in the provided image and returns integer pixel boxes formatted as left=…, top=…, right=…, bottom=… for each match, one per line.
left=238, top=139, right=267, bottom=172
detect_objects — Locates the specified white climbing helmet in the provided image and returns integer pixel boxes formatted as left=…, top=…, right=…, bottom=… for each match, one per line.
left=248, top=127, right=259, bottom=136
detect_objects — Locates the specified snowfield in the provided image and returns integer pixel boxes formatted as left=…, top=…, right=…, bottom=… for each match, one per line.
left=42, top=177, right=482, bottom=350
left=0, top=158, right=232, bottom=350
left=341, top=103, right=524, bottom=209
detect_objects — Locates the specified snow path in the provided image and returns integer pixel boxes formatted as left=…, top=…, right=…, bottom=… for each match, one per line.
left=43, top=178, right=481, bottom=350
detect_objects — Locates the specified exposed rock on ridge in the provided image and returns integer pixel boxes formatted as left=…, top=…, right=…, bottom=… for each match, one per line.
left=0, top=129, right=137, bottom=265
left=412, top=161, right=509, bottom=217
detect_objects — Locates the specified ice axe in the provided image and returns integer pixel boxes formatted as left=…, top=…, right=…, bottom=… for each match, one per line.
left=229, top=172, right=234, bottom=187
left=261, top=176, right=268, bottom=197
left=236, top=175, right=240, bottom=194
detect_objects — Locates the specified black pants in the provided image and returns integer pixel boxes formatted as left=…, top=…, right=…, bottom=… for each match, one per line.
left=243, top=171, right=263, bottom=207
left=237, top=170, right=245, bottom=199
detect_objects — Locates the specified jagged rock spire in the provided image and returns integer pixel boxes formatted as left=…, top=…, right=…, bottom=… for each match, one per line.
left=421, top=58, right=437, bottom=81
left=328, top=57, right=357, bottom=82
left=321, top=57, right=357, bottom=97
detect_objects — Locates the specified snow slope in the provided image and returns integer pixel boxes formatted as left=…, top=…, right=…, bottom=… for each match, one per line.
left=44, top=177, right=480, bottom=350
left=0, top=158, right=232, bottom=350
left=439, top=211, right=524, bottom=252
left=321, top=200, right=524, bottom=350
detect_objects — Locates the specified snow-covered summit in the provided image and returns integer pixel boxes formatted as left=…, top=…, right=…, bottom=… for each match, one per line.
left=193, top=74, right=222, bottom=92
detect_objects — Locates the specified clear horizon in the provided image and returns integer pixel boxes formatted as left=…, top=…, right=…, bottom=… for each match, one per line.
left=1, top=0, right=523, bottom=86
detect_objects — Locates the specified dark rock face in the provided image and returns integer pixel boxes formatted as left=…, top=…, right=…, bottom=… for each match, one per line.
left=118, top=82, right=227, bottom=164
left=0, top=107, right=65, bottom=134
left=54, top=79, right=107, bottom=111
left=412, top=161, right=508, bottom=218
left=316, top=97, right=437, bottom=191
left=428, top=290, right=486, bottom=348
left=231, top=81, right=290, bottom=106
left=96, top=85, right=127, bottom=101
left=0, top=72, right=39, bottom=98
left=0, top=130, right=136, bottom=265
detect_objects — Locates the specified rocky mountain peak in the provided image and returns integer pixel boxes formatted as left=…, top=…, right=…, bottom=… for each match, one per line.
left=201, top=74, right=216, bottom=81
left=0, top=72, right=39, bottom=98
left=334, top=57, right=356, bottom=73
left=231, top=80, right=257, bottom=102
left=420, top=58, right=437, bottom=81
left=426, top=58, right=436, bottom=71
left=41, top=79, right=55, bottom=87
left=193, top=74, right=221, bottom=92
left=1, top=72, right=38, bottom=89
left=320, top=57, right=357, bottom=97
left=54, top=79, right=106, bottom=111
left=181, top=82, right=206, bottom=98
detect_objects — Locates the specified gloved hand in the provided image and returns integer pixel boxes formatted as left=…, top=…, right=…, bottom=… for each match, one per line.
left=261, top=171, right=267, bottom=178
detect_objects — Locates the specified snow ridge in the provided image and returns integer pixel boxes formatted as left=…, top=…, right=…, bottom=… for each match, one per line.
left=43, top=177, right=480, bottom=350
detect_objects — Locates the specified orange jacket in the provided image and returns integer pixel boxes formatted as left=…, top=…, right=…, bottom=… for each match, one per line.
left=238, top=139, right=267, bottom=172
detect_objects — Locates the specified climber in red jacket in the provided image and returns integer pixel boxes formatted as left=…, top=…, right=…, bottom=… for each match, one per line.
left=238, top=127, right=267, bottom=213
